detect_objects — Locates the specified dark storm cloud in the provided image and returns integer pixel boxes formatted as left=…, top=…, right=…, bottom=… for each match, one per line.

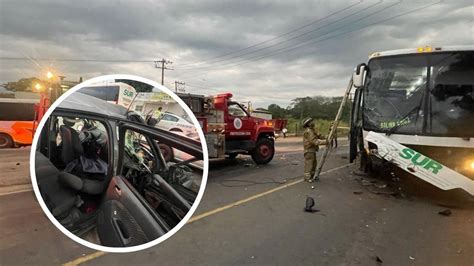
left=0, top=0, right=473, bottom=107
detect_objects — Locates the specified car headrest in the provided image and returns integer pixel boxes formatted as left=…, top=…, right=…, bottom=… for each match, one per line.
left=63, top=117, right=77, bottom=127
left=60, top=125, right=84, bottom=165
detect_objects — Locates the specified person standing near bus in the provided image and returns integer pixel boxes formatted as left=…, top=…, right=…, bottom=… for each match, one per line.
left=302, top=117, right=327, bottom=182
left=153, top=106, right=163, bottom=121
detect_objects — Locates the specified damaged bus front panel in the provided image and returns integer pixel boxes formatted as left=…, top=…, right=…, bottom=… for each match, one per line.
left=366, top=131, right=474, bottom=195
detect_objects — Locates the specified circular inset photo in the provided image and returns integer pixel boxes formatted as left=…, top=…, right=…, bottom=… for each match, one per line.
left=30, top=74, right=208, bottom=252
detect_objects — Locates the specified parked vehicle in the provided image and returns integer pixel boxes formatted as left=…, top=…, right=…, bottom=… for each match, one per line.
left=178, top=92, right=275, bottom=164
left=0, top=98, right=38, bottom=148
left=155, top=112, right=198, bottom=139
left=349, top=46, right=474, bottom=195
left=244, top=105, right=288, bottom=139
left=35, top=92, right=203, bottom=247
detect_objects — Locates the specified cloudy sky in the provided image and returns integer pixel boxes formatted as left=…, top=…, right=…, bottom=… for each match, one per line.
left=0, top=0, right=472, bottom=107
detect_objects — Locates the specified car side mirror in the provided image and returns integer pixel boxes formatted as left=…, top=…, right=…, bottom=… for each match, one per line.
left=353, top=63, right=367, bottom=88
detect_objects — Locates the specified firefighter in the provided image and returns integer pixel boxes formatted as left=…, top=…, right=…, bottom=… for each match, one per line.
left=302, top=117, right=327, bottom=182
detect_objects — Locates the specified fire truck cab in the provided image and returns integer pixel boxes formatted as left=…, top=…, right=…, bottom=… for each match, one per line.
left=180, top=92, right=275, bottom=164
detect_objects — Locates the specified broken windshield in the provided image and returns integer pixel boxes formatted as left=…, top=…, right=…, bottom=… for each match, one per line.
left=363, top=51, right=474, bottom=137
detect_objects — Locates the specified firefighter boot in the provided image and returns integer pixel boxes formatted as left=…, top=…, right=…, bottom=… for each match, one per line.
left=304, top=152, right=317, bottom=182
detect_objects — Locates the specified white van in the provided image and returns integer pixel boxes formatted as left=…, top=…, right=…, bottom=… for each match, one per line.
left=78, top=82, right=137, bottom=109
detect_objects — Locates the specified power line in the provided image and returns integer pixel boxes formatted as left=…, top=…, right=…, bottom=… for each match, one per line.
left=175, top=1, right=393, bottom=80
left=227, top=0, right=402, bottom=67
left=228, top=0, right=438, bottom=67
left=178, top=0, right=433, bottom=80
left=0, top=57, right=154, bottom=63
left=174, top=1, right=363, bottom=68
left=183, top=0, right=396, bottom=73
left=174, top=0, right=381, bottom=72
left=0, top=2, right=360, bottom=68
left=1, top=0, right=442, bottom=85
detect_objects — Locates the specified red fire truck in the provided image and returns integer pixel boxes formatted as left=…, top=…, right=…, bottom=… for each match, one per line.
left=179, top=92, right=276, bottom=164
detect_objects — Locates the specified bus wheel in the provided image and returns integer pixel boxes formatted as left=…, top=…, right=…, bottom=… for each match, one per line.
left=0, top=133, right=13, bottom=149
left=251, top=138, right=275, bottom=165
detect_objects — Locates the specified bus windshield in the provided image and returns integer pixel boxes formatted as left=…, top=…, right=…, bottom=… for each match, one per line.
left=363, top=51, right=474, bottom=137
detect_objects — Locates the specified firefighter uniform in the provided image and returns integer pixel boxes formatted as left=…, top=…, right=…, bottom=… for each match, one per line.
left=302, top=118, right=326, bottom=181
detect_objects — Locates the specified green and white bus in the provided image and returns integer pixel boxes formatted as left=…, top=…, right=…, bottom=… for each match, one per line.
left=350, top=46, right=474, bottom=195
left=79, top=82, right=137, bottom=109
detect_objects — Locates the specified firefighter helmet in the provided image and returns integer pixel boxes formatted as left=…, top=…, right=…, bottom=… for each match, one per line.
left=302, top=117, right=313, bottom=128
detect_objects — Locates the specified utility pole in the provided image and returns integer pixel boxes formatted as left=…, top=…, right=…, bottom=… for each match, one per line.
left=174, top=81, right=185, bottom=93
left=154, top=58, right=173, bottom=85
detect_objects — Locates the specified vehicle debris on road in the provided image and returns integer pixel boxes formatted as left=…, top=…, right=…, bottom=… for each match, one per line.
left=438, top=209, right=452, bottom=216
left=304, top=196, right=318, bottom=213
left=375, top=256, right=383, bottom=264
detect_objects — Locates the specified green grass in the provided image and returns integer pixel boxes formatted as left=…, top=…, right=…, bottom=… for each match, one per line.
left=286, top=117, right=349, bottom=137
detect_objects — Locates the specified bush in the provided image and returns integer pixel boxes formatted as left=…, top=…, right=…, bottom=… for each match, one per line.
left=286, top=118, right=349, bottom=138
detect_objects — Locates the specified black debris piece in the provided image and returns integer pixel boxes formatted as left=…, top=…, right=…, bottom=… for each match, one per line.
left=376, top=256, right=383, bottom=264
left=304, top=196, right=319, bottom=213
left=438, top=209, right=452, bottom=216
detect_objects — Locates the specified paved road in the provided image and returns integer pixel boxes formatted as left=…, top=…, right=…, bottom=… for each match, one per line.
left=0, top=190, right=91, bottom=265
left=0, top=138, right=473, bottom=265
left=0, top=147, right=31, bottom=187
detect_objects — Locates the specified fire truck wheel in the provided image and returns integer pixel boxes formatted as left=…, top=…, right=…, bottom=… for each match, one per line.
left=159, top=143, right=174, bottom=162
left=0, top=133, right=14, bottom=149
left=251, top=138, right=275, bottom=164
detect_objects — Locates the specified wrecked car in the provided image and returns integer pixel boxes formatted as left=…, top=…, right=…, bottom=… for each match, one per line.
left=34, top=92, right=203, bottom=247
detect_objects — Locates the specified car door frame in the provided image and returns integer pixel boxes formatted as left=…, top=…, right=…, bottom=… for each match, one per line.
left=45, top=110, right=163, bottom=247
left=116, top=120, right=202, bottom=208
left=95, top=120, right=203, bottom=247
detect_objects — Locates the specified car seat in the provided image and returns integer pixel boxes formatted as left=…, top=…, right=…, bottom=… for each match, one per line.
left=36, top=151, right=98, bottom=233
left=59, top=118, right=107, bottom=195
left=60, top=118, right=84, bottom=165
left=35, top=151, right=78, bottom=217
